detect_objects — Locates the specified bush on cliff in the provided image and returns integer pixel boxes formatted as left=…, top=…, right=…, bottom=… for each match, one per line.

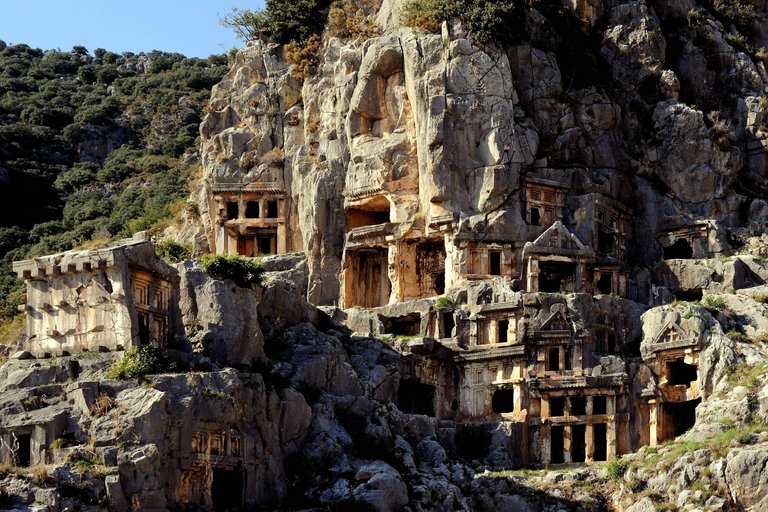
left=401, top=0, right=526, bottom=44
left=106, top=344, right=180, bottom=380
left=201, top=253, right=264, bottom=287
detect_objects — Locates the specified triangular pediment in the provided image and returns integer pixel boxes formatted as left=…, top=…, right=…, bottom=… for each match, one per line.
left=538, top=304, right=572, bottom=334
left=540, top=309, right=571, bottom=332
left=653, top=321, right=688, bottom=345
left=530, top=221, right=588, bottom=251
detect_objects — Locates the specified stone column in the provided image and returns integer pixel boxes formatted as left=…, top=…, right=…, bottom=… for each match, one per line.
left=564, top=425, right=572, bottom=464
left=649, top=400, right=659, bottom=447
left=585, top=423, right=595, bottom=462
left=216, top=225, right=226, bottom=254
left=527, top=258, right=538, bottom=292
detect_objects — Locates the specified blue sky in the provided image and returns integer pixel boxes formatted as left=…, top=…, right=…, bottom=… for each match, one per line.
left=0, top=1, right=266, bottom=57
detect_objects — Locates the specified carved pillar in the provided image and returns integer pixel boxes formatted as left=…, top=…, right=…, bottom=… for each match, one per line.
left=649, top=400, right=659, bottom=447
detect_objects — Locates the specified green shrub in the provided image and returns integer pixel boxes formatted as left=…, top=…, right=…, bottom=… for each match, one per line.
left=221, top=0, right=331, bottom=45
left=201, top=253, right=264, bottom=287
left=154, top=240, right=192, bottom=263
left=106, top=344, right=180, bottom=380
left=605, top=457, right=629, bottom=480
left=435, top=295, right=454, bottom=310
left=702, top=295, right=727, bottom=310
left=401, top=0, right=524, bottom=44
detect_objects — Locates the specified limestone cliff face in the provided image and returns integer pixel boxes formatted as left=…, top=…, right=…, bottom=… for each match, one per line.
left=197, top=0, right=768, bottom=307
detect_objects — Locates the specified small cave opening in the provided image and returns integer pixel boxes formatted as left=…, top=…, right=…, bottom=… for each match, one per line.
left=491, top=389, right=516, bottom=414
left=570, top=395, right=586, bottom=416
left=211, top=468, right=244, bottom=512
left=550, top=425, right=565, bottom=464
left=346, top=196, right=391, bottom=228
left=637, top=73, right=662, bottom=105
left=666, top=359, right=698, bottom=387
left=382, top=313, right=421, bottom=336
left=571, top=424, right=586, bottom=463
left=593, top=423, right=607, bottom=461
left=664, top=238, right=693, bottom=260
left=596, top=273, right=612, bottom=295
left=398, top=380, right=435, bottom=416
left=538, top=261, right=576, bottom=293
left=663, top=398, right=701, bottom=439
left=550, top=397, right=565, bottom=417
left=675, top=289, right=703, bottom=302
left=455, top=425, right=492, bottom=461
left=593, top=395, right=607, bottom=415
left=16, top=433, right=31, bottom=467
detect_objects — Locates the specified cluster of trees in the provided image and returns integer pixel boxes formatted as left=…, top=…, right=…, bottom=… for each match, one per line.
left=0, top=43, right=229, bottom=321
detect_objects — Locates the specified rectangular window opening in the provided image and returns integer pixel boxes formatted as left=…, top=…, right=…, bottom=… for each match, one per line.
left=245, top=201, right=260, bottom=218
left=266, top=200, right=278, bottom=218
left=226, top=202, right=238, bottom=220
left=489, top=251, right=502, bottom=275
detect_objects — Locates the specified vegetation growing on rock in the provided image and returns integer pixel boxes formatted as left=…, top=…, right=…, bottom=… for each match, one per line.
left=201, top=253, right=264, bottom=287
left=0, top=45, right=228, bottom=323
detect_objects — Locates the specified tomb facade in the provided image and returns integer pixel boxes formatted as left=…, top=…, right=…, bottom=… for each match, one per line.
left=12, top=235, right=180, bottom=357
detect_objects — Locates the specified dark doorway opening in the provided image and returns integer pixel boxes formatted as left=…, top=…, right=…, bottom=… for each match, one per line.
left=570, top=395, right=586, bottom=416
left=211, top=468, right=244, bottom=512
left=596, top=273, right=612, bottom=295
left=550, top=425, right=565, bottom=464
left=455, top=426, right=491, bottom=461
left=398, top=381, right=435, bottom=416
left=433, top=272, right=446, bottom=295
left=226, top=202, right=238, bottom=220
left=593, top=423, right=607, bottom=462
left=383, top=313, right=421, bottom=336
left=498, top=320, right=509, bottom=344
left=138, top=312, right=150, bottom=344
left=548, top=347, right=560, bottom=371
left=664, top=239, right=693, bottom=259
left=550, top=397, right=565, bottom=417
left=538, top=261, right=577, bottom=293
left=664, top=398, right=700, bottom=438
left=675, top=289, right=703, bottom=302
left=564, top=346, right=573, bottom=371
left=530, top=208, right=541, bottom=226
left=441, top=311, right=455, bottom=339
left=492, top=389, right=515, bottom=413
left=593, top=396, right=607, bottom=415
left=489, top=251, right=502, bottom=275
left=16, top=433, right=31, bottom=467
left=667, top=359, right=698, bottom=386
left=257, top=235, right=274, bottom=255
left=598, top=228, right=615, bottom=255
left=571, top=424, right=586, bottom=463
left=266, top=200, right=279, bottom=218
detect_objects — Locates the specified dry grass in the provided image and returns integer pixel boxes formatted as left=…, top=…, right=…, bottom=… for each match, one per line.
left=0, top=313, right=26, bottom=347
